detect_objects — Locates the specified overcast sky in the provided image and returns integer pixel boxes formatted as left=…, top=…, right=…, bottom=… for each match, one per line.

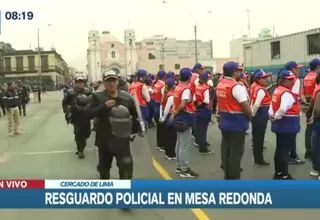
left=1, top=0, right=319, bottom=70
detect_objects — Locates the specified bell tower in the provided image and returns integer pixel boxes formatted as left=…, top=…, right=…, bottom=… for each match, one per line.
left=87, top=30, right=101, bottom=82
left=124, top=29, right=137, bottom=75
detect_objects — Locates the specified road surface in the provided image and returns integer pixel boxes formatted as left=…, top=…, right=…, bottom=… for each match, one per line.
left=0, top=91, right=319, bottom=220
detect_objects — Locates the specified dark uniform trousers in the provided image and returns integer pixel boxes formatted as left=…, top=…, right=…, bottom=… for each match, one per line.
left=274, top=133, right=297, bottom=176
left=305, top=97, right=313, bottom=156
left=97, top=137, right=133, bottom=180
left=220, top=130, right=246, bottom=179
left=73, top=120, right=91, bottom=152
left=251, top=116, right=268, bottom=163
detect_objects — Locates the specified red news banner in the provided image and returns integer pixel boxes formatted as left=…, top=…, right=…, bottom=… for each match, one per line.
left=0, top=180, right=45, bottom=189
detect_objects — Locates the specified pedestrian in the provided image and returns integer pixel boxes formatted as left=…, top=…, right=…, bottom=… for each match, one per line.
left=194, top=72, right=213, bottom=155
left=270, top=70, right=300, bottom=180
left=160, top=78, right=177, bottom=160
left=62, top=76, right=91, bottom=159
left=216, top=62, right=252, bottom=180
left=307, top=70, right=320, bottom=180
left=2, top=82, right=22, bottom=136
left=250, top=69, right=271, bottom=166
left=171, top=67, right=198, bottom=178
left=302, top=59, right=320, bottom=159
left=285, top=61, right=305, bottom=164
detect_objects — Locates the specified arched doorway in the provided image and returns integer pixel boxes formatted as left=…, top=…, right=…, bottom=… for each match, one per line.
left=111, top=68, right=120, bottom=74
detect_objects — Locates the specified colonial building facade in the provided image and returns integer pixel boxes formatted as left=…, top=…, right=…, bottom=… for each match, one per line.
left=86, top=29, right=216, bottom=82
left=0, top=48, right=68, bottom=87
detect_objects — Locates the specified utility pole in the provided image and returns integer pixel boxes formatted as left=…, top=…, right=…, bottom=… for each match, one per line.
left=37, top=24, right=51, bottom=88
left=129, top=39, right=133, bottom=74
left=246, top=9, right=251, bottom=37
left=194, top=25, right=198, bottom=63
left=161, top=37, right=167, bottom=69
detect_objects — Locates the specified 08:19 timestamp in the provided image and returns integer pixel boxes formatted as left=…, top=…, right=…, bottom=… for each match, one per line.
left=5, top=11, right=34, bottom=20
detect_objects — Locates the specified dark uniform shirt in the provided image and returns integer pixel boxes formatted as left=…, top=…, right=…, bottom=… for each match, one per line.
left=3, top=89, right=21, bottom=109
left=80, top=90, right=140, bottom=146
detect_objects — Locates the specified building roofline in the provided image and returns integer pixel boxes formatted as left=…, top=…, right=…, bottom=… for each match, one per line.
left=244, top=27, right=320, bottom=46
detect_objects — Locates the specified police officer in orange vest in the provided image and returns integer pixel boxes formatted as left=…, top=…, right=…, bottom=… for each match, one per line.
left=216, top=62, right=252, bottom=180
left=284, top=61, right=305, bottom=164
left=269, top=70, right=300, bottom=180
left=308, top=71, right=320, bottom=180
left=171, top=67, right=198, bottom=178
left=153, top=70, right=166, bottom=150
left=303, top=59, right=320, bottom=159
left=129, top=69, right=150, bottom=124
left=190, top=64, right=206, bottom=137
left=160, top=78, right=177, bottom=160
left=194, top=72, right=214, bottom=155
left=250, top=69, right=271, bottom=166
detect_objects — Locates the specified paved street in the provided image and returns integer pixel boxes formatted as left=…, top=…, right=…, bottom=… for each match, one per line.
left=0, top=91, right=319, bottom=220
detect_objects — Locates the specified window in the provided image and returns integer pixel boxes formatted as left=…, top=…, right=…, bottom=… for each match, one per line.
left=270, top=41, right=280, bottom=60
left=4, top=57, right=11, bottom=71
left=129, top=39, right=132, bottom=47
left=111, top=44, right=114, bottom=48
left=307, top=33, right=320, bottom=55
left=111, top=51, right=116, bottom=58
left=28, top=56, right=35, bottom=71
left=146, top=42, right=154, bottom=45
left=175, top=64, right=180, bottom=70
left=16, top=57, right=23, bottom=71
left=41, top=55, right=48, bottom=69
left=0, top=57, right=4, bottom=72
left=159, top=64, right=164, bottom=70
left=148, top=53, right=156, bottom=60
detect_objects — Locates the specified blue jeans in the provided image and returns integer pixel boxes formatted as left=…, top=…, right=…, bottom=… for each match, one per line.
left=176, top=127, right=192, bottom=170
left=311, top=131, right=320, bottom=171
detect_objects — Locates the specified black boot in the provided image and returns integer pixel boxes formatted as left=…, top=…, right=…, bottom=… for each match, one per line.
left=99, top=170, right=110, bottom=180
left=76, top=151, right=85, bottom=159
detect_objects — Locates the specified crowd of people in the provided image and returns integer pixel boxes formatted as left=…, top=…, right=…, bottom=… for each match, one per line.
left=0, top=80, right=45, bottom=136
left=61, top=58, right=320, bottom=183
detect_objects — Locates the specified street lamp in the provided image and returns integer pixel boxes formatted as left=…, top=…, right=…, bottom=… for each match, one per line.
left=37, top=24, right=51, bottom=88
left=162, top=1, right=211, bottom=63
left=161, top=37, right=167, bottom=69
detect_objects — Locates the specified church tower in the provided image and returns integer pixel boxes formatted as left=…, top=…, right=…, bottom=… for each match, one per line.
left=87, top=30, right=101, bottom=82
left=124, top=29, right=138, bottom=75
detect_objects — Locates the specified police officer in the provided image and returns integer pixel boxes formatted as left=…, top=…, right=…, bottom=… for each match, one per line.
left=3, top=82, right=22, bottom=136
left=171, top=68, right=198, bottom=178
left=269, top=70, right=300, bottom=180
left=118, top=74, right=129, bottom=92
left=129, top=70, right=150, bottom=124
left=76, top=71, right=141, bottom=180
left=153, top=70, right=166, bottom=150
left=302, top=59, right=320, bottom=159
left=285, top=61, right=305, bottom=164
left=216, top=62, right=252, bottom=180
left=17, top=80, right=29, bottom=116
left=307, top=71, right=320, bottom=179
left=250, top=69, right=271, bottom=166
left=62, top=76, right=91, bottom=159
left=194, top=72, right=213, bottom=155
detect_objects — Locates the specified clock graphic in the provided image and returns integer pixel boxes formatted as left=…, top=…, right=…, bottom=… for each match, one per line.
left=4, top=11, right=34, bottom=21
